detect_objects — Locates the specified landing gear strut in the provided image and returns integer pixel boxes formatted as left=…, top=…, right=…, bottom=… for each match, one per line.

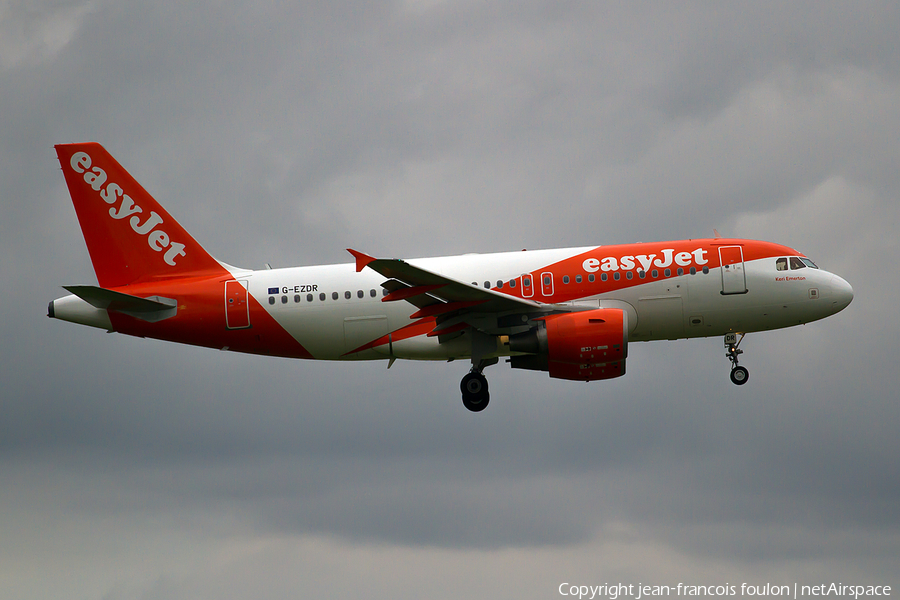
left=725, top=332, right=749, bottom=385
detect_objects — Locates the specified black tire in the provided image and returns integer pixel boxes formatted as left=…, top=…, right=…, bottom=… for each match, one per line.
left=730, top=366, right=749, bottom=385
left=461, top=372, right=490, bottom=412
left=461, top=372, right=487, bottom=395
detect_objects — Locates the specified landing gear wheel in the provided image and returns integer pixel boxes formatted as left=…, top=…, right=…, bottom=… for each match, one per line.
left=461, top=372, right=490, bottom=412
left=730, top=366, right=749, bottom=385
left=724, top=333, right=749, bottom=386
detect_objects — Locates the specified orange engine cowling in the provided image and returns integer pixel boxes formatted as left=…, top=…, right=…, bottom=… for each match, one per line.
left=547, top=358, right=625, bottom=382
left=544, top=308, right=628, bottom=381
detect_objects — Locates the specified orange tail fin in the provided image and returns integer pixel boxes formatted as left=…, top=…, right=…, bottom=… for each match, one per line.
left=55, top=143, right=224, bottom=287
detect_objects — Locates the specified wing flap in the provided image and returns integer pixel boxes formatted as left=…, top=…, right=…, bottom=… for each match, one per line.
left=409, top=300, right=488, bottom=319
left=348, top=249, right=544, bottom=316
left=382, top=284, right=445, bottom=302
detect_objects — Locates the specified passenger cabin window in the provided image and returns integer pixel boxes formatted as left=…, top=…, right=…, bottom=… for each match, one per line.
left=776, top=257, right=788, bottom=271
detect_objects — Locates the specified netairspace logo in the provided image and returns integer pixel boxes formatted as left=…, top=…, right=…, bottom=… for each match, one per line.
left=557, top=582, right=892, bottom=600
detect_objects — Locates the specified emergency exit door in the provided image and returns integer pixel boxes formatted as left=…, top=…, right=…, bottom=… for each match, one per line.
left=541, top=272, right=554, bottom=297
left=225, top=280, right=251, bottom=329
left=718, top=246, right=747, bottom=295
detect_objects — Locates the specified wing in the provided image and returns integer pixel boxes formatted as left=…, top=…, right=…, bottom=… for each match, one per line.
left=348, top=249, right=553, bottom=337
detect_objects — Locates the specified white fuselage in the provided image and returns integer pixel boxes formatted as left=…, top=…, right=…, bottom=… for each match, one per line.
left=239, top=246, right=851, bottom=361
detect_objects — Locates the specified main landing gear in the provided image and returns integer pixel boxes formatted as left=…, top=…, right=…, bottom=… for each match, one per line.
left=725, top=332, right=749, bottom=385
left=461, top=358, right=496, bottom=412
left=461, top=370, right=489, bottom=412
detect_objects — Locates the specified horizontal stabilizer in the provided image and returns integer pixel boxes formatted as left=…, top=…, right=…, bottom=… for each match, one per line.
left=62, top=285, right=177, bottom=322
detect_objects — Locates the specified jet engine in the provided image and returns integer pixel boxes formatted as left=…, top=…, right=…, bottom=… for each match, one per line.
left=507, top=308, right=628, bottom=381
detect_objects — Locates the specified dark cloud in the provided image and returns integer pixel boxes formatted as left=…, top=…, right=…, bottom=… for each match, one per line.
left=1, top=1, right=898, bottom=598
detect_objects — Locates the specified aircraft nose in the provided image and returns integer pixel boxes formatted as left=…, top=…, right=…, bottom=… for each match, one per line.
left=829, top=274, right=853, bottom=313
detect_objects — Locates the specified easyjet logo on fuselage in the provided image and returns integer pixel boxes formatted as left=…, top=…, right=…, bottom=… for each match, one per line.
left=69, top=151, right=187, bottom=266
left=582, top=247, right=709, bottom=274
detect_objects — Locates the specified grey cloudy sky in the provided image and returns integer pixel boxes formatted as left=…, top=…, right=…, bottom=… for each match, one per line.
left=1, top=1, right=898, bottom=598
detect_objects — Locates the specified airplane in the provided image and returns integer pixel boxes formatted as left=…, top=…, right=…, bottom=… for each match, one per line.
left=48, top=143, right=854, bottom=412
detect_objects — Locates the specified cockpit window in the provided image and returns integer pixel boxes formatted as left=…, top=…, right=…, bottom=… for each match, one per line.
left=776, top=257, right=788, bottom=271
left=789, top=257, right=806, bottom=270
left=800, top=258, right=818, bottom=269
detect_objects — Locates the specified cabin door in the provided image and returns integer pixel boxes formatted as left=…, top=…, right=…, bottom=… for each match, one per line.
left=225, top=280, right=251, bottom=329
left=718, top=246, right=747, bottom=295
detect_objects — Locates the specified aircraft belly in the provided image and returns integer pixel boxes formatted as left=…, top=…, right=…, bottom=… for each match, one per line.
left=614, top=279, right=685, bottom=341
left=391, top=335, right=469, bottom=360
left=278, top=308, right=348, bottom=359
left=343, top=315, right=390, bottom=359
left=682, top=267, right=758, bottom=336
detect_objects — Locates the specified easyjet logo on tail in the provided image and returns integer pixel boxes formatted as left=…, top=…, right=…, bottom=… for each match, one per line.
left=69, top=151, right=187, bottom=266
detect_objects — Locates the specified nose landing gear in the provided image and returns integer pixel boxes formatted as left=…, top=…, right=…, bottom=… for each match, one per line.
left=725, top=332, right=749, bottom=385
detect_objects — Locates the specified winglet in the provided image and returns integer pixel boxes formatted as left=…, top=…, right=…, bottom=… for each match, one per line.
left=347, top=249, right=376, bottom=273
